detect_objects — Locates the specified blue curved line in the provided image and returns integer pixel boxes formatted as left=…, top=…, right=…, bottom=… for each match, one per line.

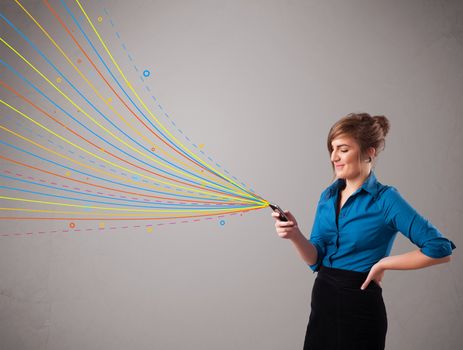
left=0, top=184, right=249, bottom=210
left=0, top=174, right=247, bottom=209
left=0, top=139, right=235, bottom=202
left=0, top=12, right=251, bottom=200
left=0, top=59, right=254, bottom=203
left=58, top=0, right=256, bottom=198
left=2, top=112, right=253, bottom=206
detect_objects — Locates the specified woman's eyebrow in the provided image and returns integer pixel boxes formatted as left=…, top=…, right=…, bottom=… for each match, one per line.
left=332, top=144, right=351, bottom=148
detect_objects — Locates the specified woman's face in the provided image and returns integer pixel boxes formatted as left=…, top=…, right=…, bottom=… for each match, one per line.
left=330, top=135, right=370, bottom=180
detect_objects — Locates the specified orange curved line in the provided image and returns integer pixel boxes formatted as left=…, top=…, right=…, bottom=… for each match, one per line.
left=0, top=154, right=250, bottom=206
left=0, top=207, right=260, bottom=220
left=44, top=0, right=215, bottom=177
left=0, top=79, right=253, bottom=202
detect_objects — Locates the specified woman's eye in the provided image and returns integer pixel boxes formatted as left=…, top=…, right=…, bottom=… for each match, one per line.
left=341, top=150, right=348, bottom=153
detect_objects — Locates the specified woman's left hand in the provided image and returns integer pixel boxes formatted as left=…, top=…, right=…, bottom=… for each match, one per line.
left=361, top=260, right=386, bottom=290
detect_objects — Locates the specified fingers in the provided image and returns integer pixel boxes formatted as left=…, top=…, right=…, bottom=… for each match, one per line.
left=271, top=212, right=293, bottom=224
left=361, top=275, right=383, bottom=290
left=360, top=278, right=370, bottom=290
left=283, top=210, right=295, bottom=221
left=275, top=220, right=296, bottom=228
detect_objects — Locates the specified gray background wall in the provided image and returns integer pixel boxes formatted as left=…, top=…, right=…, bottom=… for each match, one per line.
left=0, top=0, right=462, bottom=349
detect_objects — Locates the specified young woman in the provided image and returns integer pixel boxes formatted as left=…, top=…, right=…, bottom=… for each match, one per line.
left=272, top=113, right=455, bottom=350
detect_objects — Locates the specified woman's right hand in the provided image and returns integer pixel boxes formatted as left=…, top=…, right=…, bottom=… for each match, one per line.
left=272, top=210, right=302, bottom=241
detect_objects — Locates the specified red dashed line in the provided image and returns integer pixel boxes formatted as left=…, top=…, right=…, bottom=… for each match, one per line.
left=1, top=170, right=168, bottom=204
left=3, top=168, right=239, bottom=208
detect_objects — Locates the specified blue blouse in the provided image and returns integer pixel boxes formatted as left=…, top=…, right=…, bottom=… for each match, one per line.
left=309, top=171, right=456, bottom=273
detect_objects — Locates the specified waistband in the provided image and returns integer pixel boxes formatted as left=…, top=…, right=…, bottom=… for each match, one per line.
left=317, top=265, right=370, bottom=289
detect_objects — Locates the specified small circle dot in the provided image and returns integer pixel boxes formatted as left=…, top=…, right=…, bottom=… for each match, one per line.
left=69, top=222, right=76, bottom=228
left=143, top=70, right=150, bottom=77
left=219, top=220, right=225, bottom=226
left=97, top=16, right=103, bottom=22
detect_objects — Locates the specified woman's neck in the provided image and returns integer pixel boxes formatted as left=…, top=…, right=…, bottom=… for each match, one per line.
left=344, top=170, right=371, bottom=194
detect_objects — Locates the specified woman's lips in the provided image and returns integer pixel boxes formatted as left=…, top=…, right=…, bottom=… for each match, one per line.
left=335, top=164, right=344, bottom=168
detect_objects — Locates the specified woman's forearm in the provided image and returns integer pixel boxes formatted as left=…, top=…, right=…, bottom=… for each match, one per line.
left=379, top=249, right=451, bottom=271
left=289, top=231, right=318, bottom=265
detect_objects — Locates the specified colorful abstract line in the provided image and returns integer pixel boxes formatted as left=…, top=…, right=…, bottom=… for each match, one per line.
left=0, top=0, right=268, bottom=234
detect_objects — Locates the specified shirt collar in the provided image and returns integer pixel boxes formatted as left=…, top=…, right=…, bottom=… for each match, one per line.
left=327, top=171, right=380, bottom=199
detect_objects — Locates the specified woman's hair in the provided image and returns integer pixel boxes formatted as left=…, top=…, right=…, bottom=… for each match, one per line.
left=327, top=112, right=390, bottom=174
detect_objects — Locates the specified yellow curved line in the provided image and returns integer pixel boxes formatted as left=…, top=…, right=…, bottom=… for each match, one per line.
left=0, top=196, right=262, bottom=213
left=0, top=121, right=258, bottom=204
left=0, top=100, right=251, bottom=202
left=13, top=0, right=227, bottom=192
left=75, top=0, right=259, bottom=200
left=0, top=207, right=266, bottom=218
left=0, top=37, right=257, bottom=202
left=0, top=209, right=245, bottom=217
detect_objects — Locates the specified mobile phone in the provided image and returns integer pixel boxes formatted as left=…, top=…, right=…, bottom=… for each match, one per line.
left=269, top=203, right=289, bottom=222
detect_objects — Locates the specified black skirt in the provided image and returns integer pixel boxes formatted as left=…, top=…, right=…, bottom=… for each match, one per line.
left=303, top=266, right=387, bottom=350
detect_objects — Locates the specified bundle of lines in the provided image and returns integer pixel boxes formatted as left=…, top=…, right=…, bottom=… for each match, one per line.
left=0, top=0, right=267, bottom=228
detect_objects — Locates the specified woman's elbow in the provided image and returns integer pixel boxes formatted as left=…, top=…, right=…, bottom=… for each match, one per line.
left=435, top=255, right=451, bottom=264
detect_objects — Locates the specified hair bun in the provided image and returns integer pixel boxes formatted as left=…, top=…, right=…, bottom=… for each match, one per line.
left=373, top=115, right=390, bottom=137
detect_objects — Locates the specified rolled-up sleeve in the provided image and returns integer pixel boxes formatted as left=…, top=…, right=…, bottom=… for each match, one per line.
left=308, top=194, right=327, bottom=271
left=383, top=187, right=456, bottom=258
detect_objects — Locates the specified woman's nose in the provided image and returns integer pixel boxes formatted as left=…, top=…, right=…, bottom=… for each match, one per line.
left=331, top=151, right=339, bottom=162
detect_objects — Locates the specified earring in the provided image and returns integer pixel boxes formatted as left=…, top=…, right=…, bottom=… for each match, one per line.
left=367, top=157, right=372, bottom=163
